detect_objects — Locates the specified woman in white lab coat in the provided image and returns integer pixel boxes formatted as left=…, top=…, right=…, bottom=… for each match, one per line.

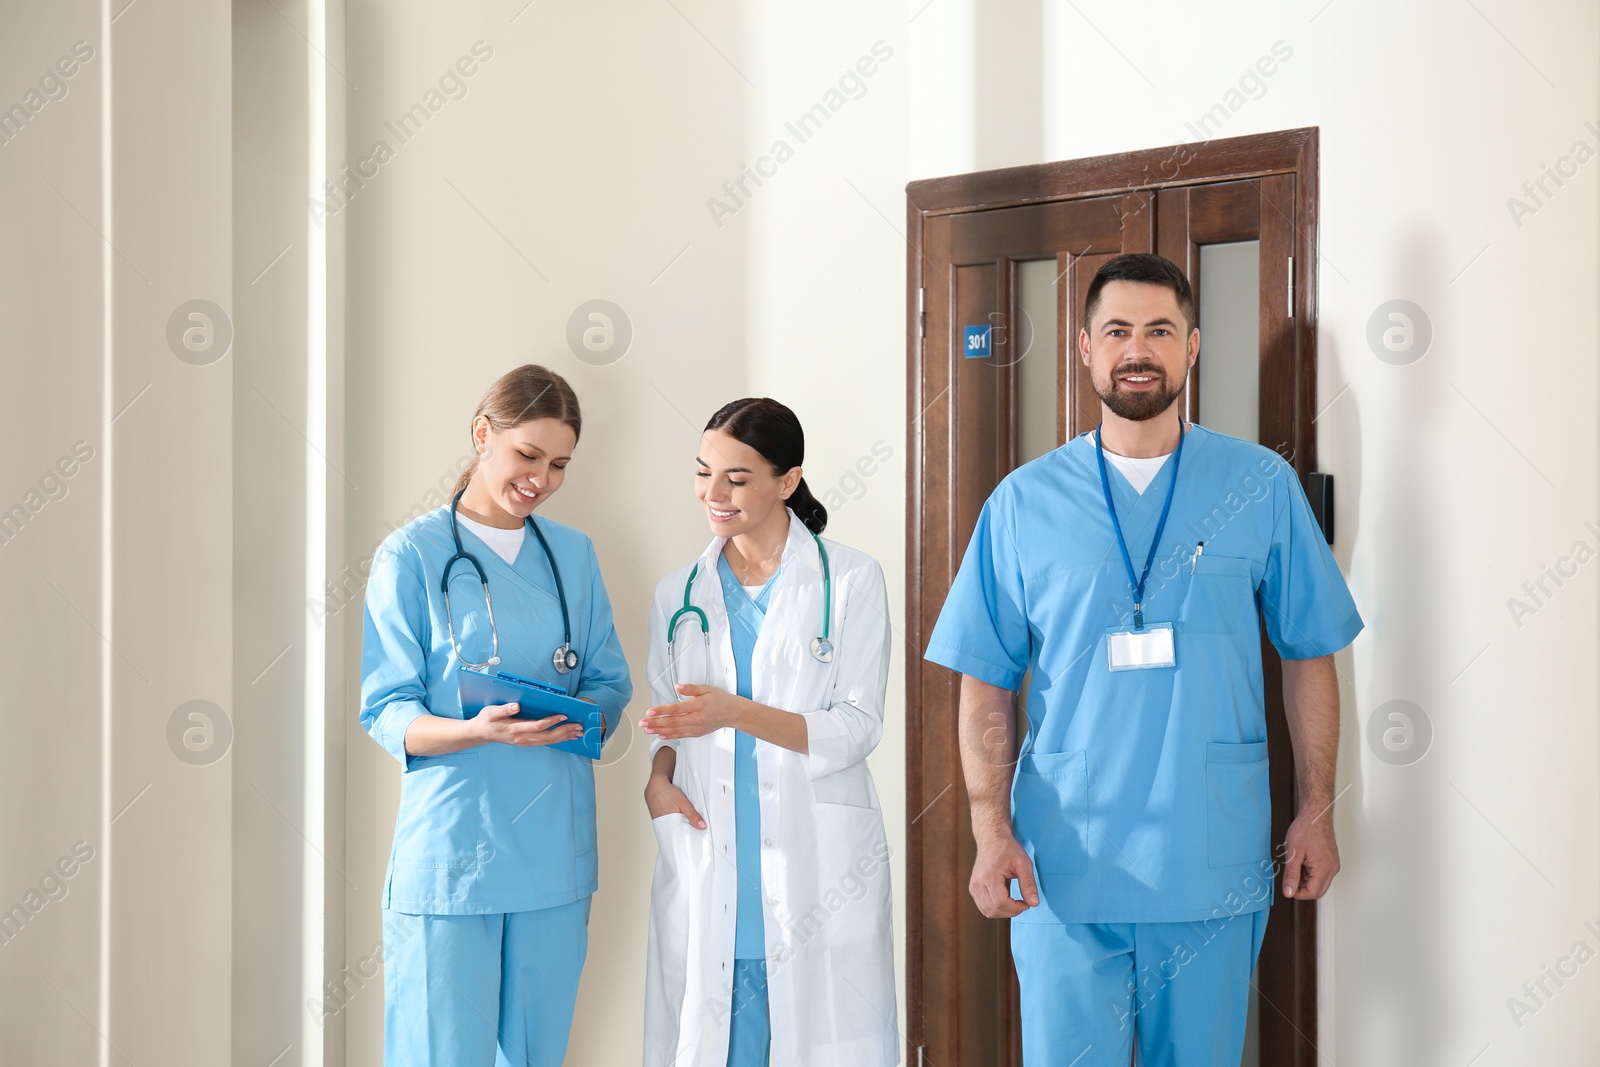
left=640, top=398, right=898, bottom=1067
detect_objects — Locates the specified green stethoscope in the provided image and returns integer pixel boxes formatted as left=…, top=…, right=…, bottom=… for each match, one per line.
left=666, top=528, right=833, bottom=689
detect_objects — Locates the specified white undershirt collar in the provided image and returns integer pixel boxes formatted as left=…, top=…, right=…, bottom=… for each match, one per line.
left=1102, top=449, right=1173, bottom=495
left=454, top=510, right=525, bottom=565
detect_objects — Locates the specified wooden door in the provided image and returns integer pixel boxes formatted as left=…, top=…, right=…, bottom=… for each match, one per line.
left=906, top=129, right=1323, bottom=1067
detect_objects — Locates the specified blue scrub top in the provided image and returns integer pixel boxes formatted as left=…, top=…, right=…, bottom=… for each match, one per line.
left=925, top=425, right=1362, bottom=925
left=717, top=553, right=777, bottom=960
left=359, top=506, right=634, bottom=916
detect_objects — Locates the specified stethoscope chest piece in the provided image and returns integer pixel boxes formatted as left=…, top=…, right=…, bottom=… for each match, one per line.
left=810, top=636, right=834, bottom=663
left=553, top=644, right=578, bottom=674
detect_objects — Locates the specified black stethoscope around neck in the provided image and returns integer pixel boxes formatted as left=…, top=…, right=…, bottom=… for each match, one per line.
left=442, top=487, right=578, bottom=674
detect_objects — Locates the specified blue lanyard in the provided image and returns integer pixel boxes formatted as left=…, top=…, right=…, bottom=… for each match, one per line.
left=1094, top=418, right=1186, bottom=631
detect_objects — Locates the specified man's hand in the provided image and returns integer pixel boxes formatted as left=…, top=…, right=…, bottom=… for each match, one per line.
left=1281, top=654, right=1342, bottom=898
left=1280, top=809, right=1339, bottom=899
left=969, top=835, right=1040, bottom=918
left=957, top=675, right=1037, bottom=919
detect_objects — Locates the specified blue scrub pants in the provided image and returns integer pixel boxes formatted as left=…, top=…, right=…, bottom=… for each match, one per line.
left=726, top=959, right=771, bottom=1066
left=383, top=897, right=591, bottom=1067
left=1010, top=908, right=1268, bottom=1066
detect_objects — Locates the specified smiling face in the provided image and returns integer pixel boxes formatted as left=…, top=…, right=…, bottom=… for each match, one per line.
left=693, top=429, right=800, bottom=537
left=1079, top=280, right=1200, bottom=422
left=472, top=415, right=577, bottom=518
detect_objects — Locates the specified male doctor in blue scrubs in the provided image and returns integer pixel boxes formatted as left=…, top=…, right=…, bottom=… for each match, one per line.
left=925, top=254, right=1362, bottom=1065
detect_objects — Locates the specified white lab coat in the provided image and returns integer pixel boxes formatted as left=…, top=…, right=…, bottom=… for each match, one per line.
left=644, top=511, right=899, bottom=1067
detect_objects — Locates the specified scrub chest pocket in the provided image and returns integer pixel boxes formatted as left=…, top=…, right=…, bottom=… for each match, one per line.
left=1205, top=741, right=1270, bottom=868
left=1012, top=750, right=1089, bottom=875
left=1179, top=553, right=1256, bottom=635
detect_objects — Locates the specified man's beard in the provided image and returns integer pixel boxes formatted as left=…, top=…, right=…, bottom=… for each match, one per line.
left=1095, top=364, right=1186, bottom=422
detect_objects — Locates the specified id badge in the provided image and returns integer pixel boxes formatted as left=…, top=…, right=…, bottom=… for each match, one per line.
left=1106, top=622, right=1175, bottom=671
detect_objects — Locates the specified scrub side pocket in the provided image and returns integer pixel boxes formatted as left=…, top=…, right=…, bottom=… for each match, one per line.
left=392, top=753, right=484, bottom=870
left=1205, top=740, right=1270, bottom=868
left=569, top=755, right=598, bottom=859
left=1011, top=750, right=1089, bottom=876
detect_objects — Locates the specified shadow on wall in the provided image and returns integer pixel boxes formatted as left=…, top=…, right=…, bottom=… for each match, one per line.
left=1342, top=227, right=1443, bottom=1064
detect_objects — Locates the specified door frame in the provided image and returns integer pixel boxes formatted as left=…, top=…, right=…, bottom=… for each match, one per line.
left=904, top=127, right=1322, bottom=1065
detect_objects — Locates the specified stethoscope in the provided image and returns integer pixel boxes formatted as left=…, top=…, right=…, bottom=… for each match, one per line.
left=442, top=488, right=578, bottom=674
left=666, top=527, right=832, bottom=689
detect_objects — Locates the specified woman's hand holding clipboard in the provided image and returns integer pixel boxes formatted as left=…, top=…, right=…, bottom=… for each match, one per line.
left=456, top=665, right=607, bottom=760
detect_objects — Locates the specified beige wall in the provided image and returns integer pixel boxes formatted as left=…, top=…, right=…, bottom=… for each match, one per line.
left=0, top=5, right=110, bottom=1063
left=1, top=2, right=348, bottom=1064
left=910, top=1, right=1600, bottom=1063
left=0, top=0, right=237, bottom=1063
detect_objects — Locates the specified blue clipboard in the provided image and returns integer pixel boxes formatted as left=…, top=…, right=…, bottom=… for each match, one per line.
left=455, top=665, right=605, bottom=761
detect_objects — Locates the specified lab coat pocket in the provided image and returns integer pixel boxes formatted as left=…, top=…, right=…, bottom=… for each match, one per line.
left=1012, top=750, right=1089, bottom=876
left=1205, top=741, right=1270, bottom=868
left=811, top=801, right=892, bottom=910
left=809, top=799, right=895, bottom=1014
left=646, top=813, right=714, bottom=1034
left=811, top=763, right=880, bottom=810
left=649, top=813, right=701, bottom=894
left=1179, top=554, right=1255, bottom=635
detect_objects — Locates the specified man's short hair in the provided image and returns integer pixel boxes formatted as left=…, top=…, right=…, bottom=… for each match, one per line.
left=1083, top=253, right=1196, bottom=332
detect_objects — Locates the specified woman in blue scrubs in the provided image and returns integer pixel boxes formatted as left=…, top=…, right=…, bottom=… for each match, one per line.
left=360, top=364, right=633, bottom=1067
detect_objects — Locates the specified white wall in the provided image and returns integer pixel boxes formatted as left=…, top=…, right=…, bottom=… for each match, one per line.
left=340, top=2, right=908, bottom=1062
left=910, top=1, right=1600, bottom=1063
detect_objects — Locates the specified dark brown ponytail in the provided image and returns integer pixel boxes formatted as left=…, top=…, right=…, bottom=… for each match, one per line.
left=704, top=397, right=827, bottom=534
left=452, top=364, right=582, bottom=496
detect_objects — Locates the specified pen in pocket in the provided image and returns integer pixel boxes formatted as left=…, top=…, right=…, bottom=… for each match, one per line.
left=1190, top=541, right=1204, bottom=574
